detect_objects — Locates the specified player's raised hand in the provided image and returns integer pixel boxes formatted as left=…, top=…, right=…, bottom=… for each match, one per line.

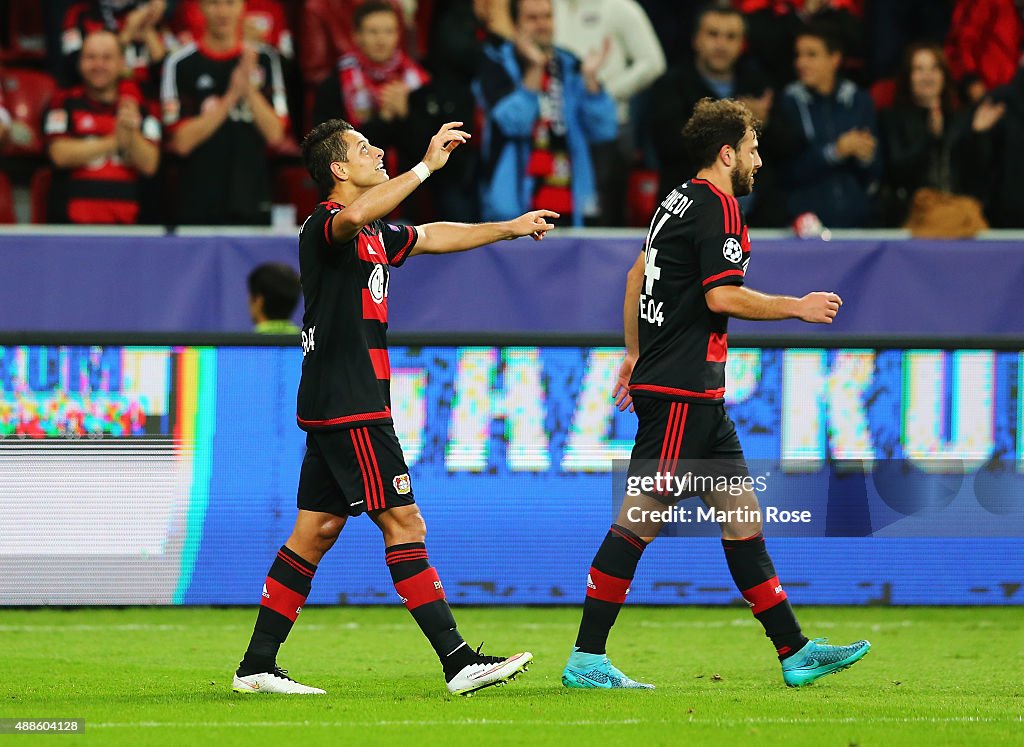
left=797, top=291, right=843, bottom=324
left=612, top=354, right=637, bottom=413
left=421, top=122, right=471, bottom=173
left=506, top=210, right=559, bottom=240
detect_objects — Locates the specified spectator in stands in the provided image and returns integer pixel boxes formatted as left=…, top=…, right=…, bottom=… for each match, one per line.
left=312, top=2, right=429, bottom=155
left=248, top=262, right=301, bottom=334
left=736, top=0, right=863, bottom=91
left=300, top=0, right=408, bottom=87
left=44, top=29, right=161, bottom=224
left=775, top=25, right=879, bottom=227
left=61, top=1, right=172, bottom=94
left=879, top=43, right=1003, bottom=225
left=161, top=0, right=289, bottom=225
left=475, top=0, right=618, bottom=226
left=553, top=0, right=665, bottom=225
left=172, top=0, right=294, bottom=60
left=420, top=0, right=516, bottom=221
left=945, top=0, right=1023, bottom=105
left=864, top=0, right=953, bottom=81
left=650, top=4, right=770, bottom=199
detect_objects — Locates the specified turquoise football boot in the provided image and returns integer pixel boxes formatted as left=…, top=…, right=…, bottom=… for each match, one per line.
left=781, top=637, right=871, bottom=687
left=562, top=648, right=655, bottom=689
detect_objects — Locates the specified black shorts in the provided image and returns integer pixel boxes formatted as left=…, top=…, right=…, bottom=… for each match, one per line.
left=627, top=397, right=748, bottom=500
left=296, top=425, right=416, bottom=517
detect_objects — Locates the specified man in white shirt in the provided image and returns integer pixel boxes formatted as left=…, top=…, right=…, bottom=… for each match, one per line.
left=553, top=0, right=666, bottom=224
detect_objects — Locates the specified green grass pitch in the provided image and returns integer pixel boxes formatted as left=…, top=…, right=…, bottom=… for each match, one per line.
left=1, top=606, right=1021, bottom=745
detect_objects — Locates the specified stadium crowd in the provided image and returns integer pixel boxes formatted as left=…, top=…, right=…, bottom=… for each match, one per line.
left=0, top=0, right=1020, bottom=230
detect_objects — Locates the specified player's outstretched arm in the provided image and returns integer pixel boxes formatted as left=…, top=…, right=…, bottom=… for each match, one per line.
left=331, top=122, right=470, bottom=243
left=706, top=285, right=843, bottom=323
left=409, top=210, right=559, bottom=256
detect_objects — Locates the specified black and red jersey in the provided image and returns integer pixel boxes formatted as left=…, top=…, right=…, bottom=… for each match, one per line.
left=161, top=40, right=289, bottom=224
left=43, top=83, right=161, bottom=224
left=629, top=178, right=751, bottom=404
left=296, top=201, right=418, bottom=431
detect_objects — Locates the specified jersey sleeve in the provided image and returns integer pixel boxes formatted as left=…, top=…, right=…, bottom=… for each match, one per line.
left=379, top=222, right=418, bottom=267
left=695, top=197, right=746, bottom=291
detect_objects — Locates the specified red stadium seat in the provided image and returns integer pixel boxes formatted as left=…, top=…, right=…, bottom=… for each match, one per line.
left=0, top=68, right=58, bottom=157
left=0, top=0, right=47, bottom=63
left=274, top=165, right=321, bottom=224
left=626, top=169, right=660, bottom=227
left=870, top=78, right=897, bottom=111
left=29, top=167, right=52, bottom=224
left=0, top=171, right=15, bottom=224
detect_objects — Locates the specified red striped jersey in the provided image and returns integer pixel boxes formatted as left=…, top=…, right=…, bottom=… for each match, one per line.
left=43, top=84, right=161, bottom=224
left=295, top=201, right=418, bottom=431
left=629, top=178, right=751, bottom=404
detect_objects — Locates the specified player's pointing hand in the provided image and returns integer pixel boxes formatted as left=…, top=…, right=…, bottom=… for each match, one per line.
left=421, top=122, right=472, bottom=173
left=507, top=210, right=559, bottom=241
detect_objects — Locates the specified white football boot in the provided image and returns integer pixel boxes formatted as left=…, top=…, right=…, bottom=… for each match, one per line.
left=446, top=650, right=533, bottom=696
left=232, top=667, right=326, bottom=694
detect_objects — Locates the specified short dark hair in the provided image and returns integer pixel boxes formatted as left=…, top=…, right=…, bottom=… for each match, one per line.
left=796, top=23, right=843, bottom=56
left=693, top=1, right=745, bottom=35
left=301, top=119, right=354, bottom=193
left=682, top=97, right=759, bottom=171
left=247, top=262, right=302, bottom=320
left=353, top=0, right=398, bottom=32
left=511, top=0, right=551, bottom=24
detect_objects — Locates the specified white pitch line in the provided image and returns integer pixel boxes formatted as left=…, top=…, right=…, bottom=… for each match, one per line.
left=89, top=716, right=1022, bottom=729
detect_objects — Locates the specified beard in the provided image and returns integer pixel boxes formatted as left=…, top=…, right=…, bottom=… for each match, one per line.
left=731, top=164, right=755, bottom=197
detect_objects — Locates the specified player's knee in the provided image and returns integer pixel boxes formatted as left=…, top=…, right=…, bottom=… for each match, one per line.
left=315, top=516, right=345, bottom=545
left=384, top=506, right=426, bottom=543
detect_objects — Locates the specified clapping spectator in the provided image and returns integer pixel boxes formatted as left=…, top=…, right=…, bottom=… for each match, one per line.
left=172, top=0, right=294, bottom=60
left=879, top=42, right=1002, bottom=225
left=776, top=25, right=880, bottom=227
left=553, top=0, right=666, bottom=224
left=44, top=30, right=161, bottom=224
left=300, top=0, right=408, bottom=86
left=161, top=0, right=289, bottom=225
left=475, top=0, right=618, bottom=225
left=62, top=1, right=172, bottom=93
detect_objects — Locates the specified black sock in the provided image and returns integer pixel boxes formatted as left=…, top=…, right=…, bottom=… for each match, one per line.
left=239, top=545, right=316, bottom=674
left=574, top=524, right=647, bottom=655
left=722, top=532, right=808, bottom=659
left=385, top=542, right=473, bottom=679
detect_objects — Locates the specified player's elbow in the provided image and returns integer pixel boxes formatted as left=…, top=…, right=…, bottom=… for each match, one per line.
left=705, top=287, right=735, bottom=315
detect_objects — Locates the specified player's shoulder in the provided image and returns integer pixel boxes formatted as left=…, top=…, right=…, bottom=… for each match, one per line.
left=683, top=179, right=743, bottom=234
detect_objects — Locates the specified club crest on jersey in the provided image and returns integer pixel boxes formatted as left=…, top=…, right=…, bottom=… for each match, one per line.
left=368, top=264, right=386, bottom=303
left=723, top=237, right=743, bottom=263
left=393, top=473, right=412, bottom=494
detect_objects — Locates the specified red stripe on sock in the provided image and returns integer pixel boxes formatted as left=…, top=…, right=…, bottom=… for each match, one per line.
left=386, top=550, right=429, bottom=565
left=393, top=567, right=445, bottom=610
left=742, top=575, right=788, bottom=615
left=609, top=525, right=645, bottom=551
left=277, top=551, right=314, bottom=578
left=261, top=577, right=307, bottom=622
left=586, top=567, right=632, bottom=604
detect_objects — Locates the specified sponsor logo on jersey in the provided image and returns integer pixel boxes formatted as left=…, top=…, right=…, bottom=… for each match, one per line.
left=723, top=237, right=743, bottom=263
left=196, top=73, right=216, bottom=90
left=393, top=473, right=411, bottom=494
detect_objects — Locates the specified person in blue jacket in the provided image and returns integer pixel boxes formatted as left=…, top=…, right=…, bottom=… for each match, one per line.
left=775, top=25, right=881, bottom=228
left=475, top=0, right=618, bottom=227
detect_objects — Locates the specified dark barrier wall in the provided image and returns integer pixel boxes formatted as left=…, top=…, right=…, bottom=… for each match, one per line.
left=0, top=233, right=1018, bottom=335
